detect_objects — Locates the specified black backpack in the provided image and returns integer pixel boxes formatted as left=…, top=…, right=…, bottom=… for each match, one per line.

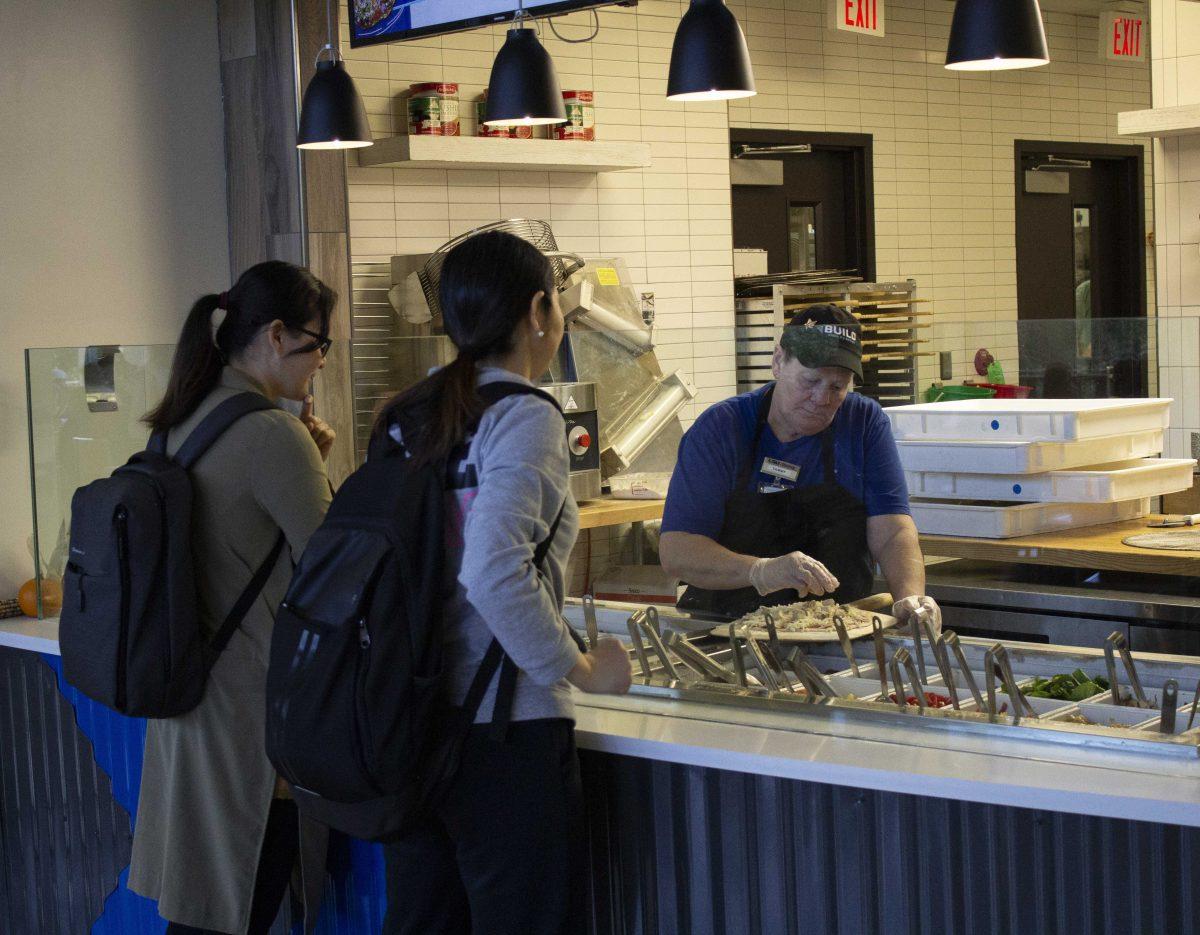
left=59, top=393, right=286, bottom=718
left=264, top=382, right=565, bottom=842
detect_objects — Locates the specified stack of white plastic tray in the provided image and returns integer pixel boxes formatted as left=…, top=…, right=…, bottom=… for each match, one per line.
left=885, top=399, right=1193, bottom=538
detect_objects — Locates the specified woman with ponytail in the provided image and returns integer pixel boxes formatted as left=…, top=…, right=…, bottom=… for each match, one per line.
left=129, top=261, right=337, bottom=935
left=375, top=230, right=631, bottom=935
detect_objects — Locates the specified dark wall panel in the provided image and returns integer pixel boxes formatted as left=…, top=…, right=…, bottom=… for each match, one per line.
left=580, top=750, right=1200, bottom=935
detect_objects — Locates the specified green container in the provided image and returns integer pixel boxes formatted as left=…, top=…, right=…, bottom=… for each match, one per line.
left=923, top=384, right=997, bottom=403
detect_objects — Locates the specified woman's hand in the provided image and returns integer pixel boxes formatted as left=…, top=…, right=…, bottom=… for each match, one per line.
left=567, top=636, right=633, bottom=695
left=300, top=395, right=336, bottom=461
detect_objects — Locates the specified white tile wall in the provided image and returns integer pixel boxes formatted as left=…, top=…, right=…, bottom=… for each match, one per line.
left=341, top=0, right=737, bottom=428
left=340, top=1, right=733, bottom=590
left=338, top=0, right=1163, bottom=586
left=1151, top=0, right=1200, bottom=458
left=727, top=0, right=1155, bottom=394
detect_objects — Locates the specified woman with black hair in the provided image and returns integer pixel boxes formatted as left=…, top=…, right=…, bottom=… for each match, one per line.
left=128, top=260, right=337, bottom=935
left=376, top=230, right=632, bottom=935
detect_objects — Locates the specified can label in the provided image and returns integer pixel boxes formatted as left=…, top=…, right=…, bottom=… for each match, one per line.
left=409, top=92, right=460, bottom=136
left=553, top=91, right=595, bottom=141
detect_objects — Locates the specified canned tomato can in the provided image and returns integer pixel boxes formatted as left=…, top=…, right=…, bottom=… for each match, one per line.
left=476, top=95, right=512, bottom=137
left=476, top=93, right=535, bottom=138
left=552, top=90, right=595, bottom=141
left=408, top=82, right=460, bottom=136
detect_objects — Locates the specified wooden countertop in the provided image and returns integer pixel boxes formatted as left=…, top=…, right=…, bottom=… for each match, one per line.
left=577, top=496, right=665, bottom=530
left=919, top=515, right=1200, bottom=577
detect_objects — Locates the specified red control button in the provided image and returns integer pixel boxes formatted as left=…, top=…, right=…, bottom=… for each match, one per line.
left=568, top=426, right=592, bottom=456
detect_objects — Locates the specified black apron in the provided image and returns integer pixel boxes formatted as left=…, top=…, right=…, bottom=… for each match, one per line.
left=677, top=384, right=873, bottom=619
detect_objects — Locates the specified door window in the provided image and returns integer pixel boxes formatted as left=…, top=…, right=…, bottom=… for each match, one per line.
left=788, top=203, right=817, bottom=271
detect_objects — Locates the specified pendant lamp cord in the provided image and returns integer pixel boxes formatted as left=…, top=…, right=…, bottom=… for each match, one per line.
left=548, top=9, right=601, bottom=43
left=315, top=0, right=340, bottom=67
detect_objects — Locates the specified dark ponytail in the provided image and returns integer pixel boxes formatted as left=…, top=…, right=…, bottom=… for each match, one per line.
left=145, top=260, right=335, bottom=433
left=372, top=230, right=554, bottom=464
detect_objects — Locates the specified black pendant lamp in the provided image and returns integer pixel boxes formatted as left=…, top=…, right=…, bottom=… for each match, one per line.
left=667, top=0, right=756, bottom=102
left=945, top=0, right=1049, bottom=71
left=484, top=2, right=567, bottom=127
left=297, top=0, right=373, bottom=149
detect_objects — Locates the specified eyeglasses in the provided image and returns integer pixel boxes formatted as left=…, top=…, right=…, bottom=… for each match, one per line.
left=291, top=326, right=333, bottom=358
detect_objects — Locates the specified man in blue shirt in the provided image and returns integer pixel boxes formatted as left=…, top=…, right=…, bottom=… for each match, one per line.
left=660, top=305, right=939, bottom=628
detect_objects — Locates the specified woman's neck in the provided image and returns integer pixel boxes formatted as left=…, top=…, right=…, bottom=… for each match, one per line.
left=480, top=347, right=535, bottom=381
left=227, top=360, right=280, bottom=400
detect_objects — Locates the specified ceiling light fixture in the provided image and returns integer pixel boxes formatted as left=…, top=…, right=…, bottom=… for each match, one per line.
left=297, top=0, right=373, bottom=149
left=667, top=0, right=756, bottom=102
left=484, top=1, right=568, bottom=127
left=945, top=0, right=1050, bottom=71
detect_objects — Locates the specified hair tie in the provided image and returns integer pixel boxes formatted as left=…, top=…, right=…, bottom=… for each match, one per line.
left=210, top=306, right=228, bottom=350
left=217, top=291, right=229, bottom=309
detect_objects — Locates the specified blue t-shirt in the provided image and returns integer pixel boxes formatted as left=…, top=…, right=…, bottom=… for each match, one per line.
left=661, top=385, right=911, bottom=540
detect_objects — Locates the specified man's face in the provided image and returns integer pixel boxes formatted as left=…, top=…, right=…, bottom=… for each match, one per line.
left=770, top=347, right=853, bottom=437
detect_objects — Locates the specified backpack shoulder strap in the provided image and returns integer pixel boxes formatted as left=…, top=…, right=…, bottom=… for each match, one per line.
left=475, top=381, right=564, bottom=416
left=206, top=530, right=288, bottom=664
left=175, top=392, right=278, bottom=469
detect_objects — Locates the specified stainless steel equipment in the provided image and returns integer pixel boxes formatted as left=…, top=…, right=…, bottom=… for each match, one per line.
left=541, top=381, right=601, bottom=502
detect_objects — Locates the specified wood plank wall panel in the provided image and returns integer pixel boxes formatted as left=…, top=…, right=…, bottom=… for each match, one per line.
left=295, top=0, right=356, bottom=484
left=218, top=0, right=358, bottom=483
left=217, top=0, right=304, bottom=274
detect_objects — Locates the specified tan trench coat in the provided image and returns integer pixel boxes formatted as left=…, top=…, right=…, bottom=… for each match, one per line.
left=128, top=368, right=332, bottom=933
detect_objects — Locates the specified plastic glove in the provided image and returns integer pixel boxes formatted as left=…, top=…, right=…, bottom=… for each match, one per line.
left=892, top=595, right=942, bottom=637
left=749, top=552, right=840, bottom=597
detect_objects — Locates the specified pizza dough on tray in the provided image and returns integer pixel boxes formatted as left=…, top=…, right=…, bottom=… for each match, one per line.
left=736, top=599, right=875, bottom=633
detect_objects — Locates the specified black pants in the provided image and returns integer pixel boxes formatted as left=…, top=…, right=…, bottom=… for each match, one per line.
left=165, top=798, right=300, bottom=935
left=383, top=718, right=586, bottom=935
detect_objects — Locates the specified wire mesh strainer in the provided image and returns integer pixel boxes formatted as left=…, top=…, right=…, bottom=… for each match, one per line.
left=416, top=219, right=584, bottom=319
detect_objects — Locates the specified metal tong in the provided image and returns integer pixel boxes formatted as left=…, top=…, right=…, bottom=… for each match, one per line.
left=1188, top=680, right=1200, bottom=732
left=831, top=614, right=860, bottom=676
left=909, top=607, right=930, bottom=686
left=871, top=616, right=889, bottom=698
left=899, top=648, right=926, bottom=713
left=886, top=648, right=925, bottom=712
left=665, top=631, right=738, bottom=685
left=637, top=608, right=679, bottom=682
left=926, top=623, right=960, bottom=710
left=942, top=630, right=984, bottom=708
left=1160, top=679, right=1179, bottom=734
left=1104, top=631, right=1152, bottom=708
left=739, top=622, right=794, bottom=693
left=983, top=644, right=1030, bottom=725
left=582, top=593, right=599, bottom=649
left=626, top=613, right=652, bottom=682
left=790, top=645, right=839, bottom=699
left=763, top=611, right=802, bottom=693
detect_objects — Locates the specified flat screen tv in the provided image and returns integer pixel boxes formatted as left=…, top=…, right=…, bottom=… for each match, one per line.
left=349, top=1, right=636, bottom=48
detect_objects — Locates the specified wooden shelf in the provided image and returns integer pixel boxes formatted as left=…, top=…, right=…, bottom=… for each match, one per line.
left=919, top=515, right=1200, bottom=578
left=577, top=496, right=664, bottom=530
left=1117, top=103, right=1200, bottom=138
left=357, top=135, right=653, bottom=172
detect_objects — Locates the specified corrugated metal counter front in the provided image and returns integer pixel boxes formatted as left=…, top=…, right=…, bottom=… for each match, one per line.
left=6, top=617, right=1200, bottom=933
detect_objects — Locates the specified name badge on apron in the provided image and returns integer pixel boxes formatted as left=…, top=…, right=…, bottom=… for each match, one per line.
left=761, top=457, right=800, bottom=483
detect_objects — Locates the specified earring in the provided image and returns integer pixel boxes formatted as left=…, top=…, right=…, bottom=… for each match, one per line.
left=537, top=330, right=545, bottom=338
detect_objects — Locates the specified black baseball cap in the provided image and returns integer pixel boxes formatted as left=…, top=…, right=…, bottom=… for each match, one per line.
left=779, top=304, right=862, bottom=380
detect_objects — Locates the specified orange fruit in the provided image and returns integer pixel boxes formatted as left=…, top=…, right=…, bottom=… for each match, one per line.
left=18, top=578, right=63, bottom=617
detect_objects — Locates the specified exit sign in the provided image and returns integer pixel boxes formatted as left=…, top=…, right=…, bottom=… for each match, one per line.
left=1101, top=6, right=1146, bottom=62
left=830, top=0, right=885, bottom=37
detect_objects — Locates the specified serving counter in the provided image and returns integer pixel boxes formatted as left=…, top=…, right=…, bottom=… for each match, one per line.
left=6, top=601, right=1200, bottom=934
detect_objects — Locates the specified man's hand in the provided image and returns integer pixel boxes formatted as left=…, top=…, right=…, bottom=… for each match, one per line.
left=749, top=551, right=840, bottom=597
left=892, top=595, right=942, bottom=636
